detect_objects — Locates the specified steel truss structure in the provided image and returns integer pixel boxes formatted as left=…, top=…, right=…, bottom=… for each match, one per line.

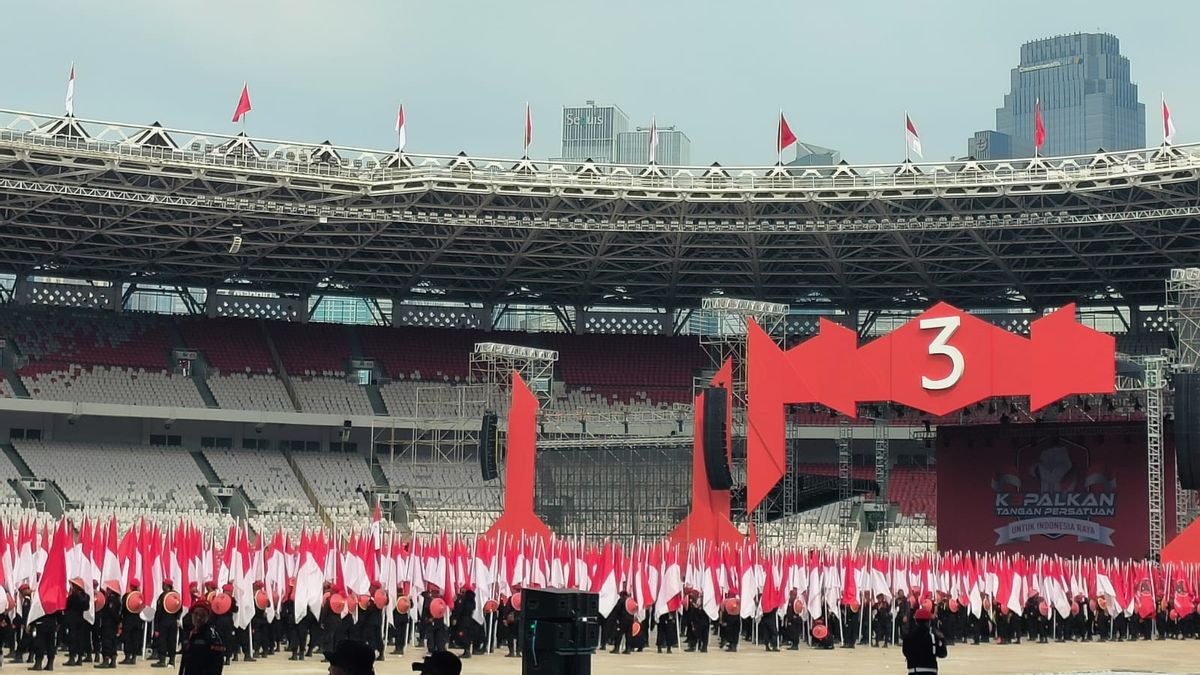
left=2, top=110, right=1200, bottom=314
left=1166, top=268, right=1200, bottom=535
left=469, top=341, right=558, bottom=409
left=534, top=445, right=691, bottom=541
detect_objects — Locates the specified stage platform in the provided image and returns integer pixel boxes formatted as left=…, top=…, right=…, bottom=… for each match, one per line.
left=165, top=640, right=1199, bottom=675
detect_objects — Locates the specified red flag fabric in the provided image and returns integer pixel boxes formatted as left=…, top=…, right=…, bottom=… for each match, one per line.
left=778, top=113, right=797, bottom=153
left=232, top=84, right=252, bottom=123
left=1034, top=97, right=1046, bottom=151
left=31, top=519, right=69, bottom=621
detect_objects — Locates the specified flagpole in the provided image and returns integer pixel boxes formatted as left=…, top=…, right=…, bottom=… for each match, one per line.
left=904, top=111, right=910, bottom=163
left=777, top=109, right=782, bottom=166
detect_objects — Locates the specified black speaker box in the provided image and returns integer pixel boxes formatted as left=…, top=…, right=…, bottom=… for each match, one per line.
left=702, top=386, right=733, bottom=490
left=1175, top=372, right=1200, bottom=490
left=522, top=587, right=598, bottom=620
left=479, top=411, right=499, bottom=481
left=522, top=653, right=592, bottom=675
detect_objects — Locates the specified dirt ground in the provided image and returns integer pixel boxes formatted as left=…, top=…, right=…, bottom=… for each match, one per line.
left=184, top=639, right=1200, bottom=675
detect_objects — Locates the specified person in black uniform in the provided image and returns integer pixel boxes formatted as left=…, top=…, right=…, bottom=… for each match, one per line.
left=971, top=596, right=994, bottom=645
left=842, top=599, right=860, bottom=648
left=358, top=583, right=384, bottom=661
left=119, top=580, right=143, bottom=665
left=421, top=588, right=447, bottom=655
left=279, top=584, right=296, bottom=660
left=684, top=595, right=708, bottom=653
left=496, top=595, right=518, bottom=658
left=609, top=591, right=634, bottom=654
left=718, top=595, right=739, bottom=653
left=213, top=588, right=235, bottom=667
left=178, top=599, right=224, bottom=675
left=151, top=581, right=179, bottom=668
left=11, top=583, right=32, bottom=664
left=64, top=578, right=90, bottom=666
left=872, top=594, right=893, bottom=647
left=759, top=605, right=779, bottom=652
left=902, top=607, right=947, bottom=673
left=893, top=592, right=911, bottom=645
left=655, top=607, right=677, bottom=654
left=95, top=584, right=121, bottom=669
left=448, top=585, right=477, bottom=660
left=248, top=582, right=269, bottom=659
left=389, top=588, right=409, bottom=657
left=28, top=594, right=59, bottom=672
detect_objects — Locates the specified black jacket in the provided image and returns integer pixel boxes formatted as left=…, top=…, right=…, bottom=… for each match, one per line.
left=179, top=622, right=225, bottom=675
left=902, top=624, right=946, bottom=672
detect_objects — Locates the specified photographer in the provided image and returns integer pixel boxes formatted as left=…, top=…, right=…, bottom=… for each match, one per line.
left=409, top=650, right=461, bottom=675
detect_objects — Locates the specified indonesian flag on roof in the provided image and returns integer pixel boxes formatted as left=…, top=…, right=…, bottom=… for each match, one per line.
left=1163, top=96, right=1177, bottom=144
left=905, top=113, right=922, bottom=158
left=395, top=104, right=407, bottom=152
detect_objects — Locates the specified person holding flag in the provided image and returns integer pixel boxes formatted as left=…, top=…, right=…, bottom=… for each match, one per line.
left=902, top=606, right=947, bottom=673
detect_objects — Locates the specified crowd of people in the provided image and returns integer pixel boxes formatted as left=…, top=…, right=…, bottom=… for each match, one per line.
left=591, top=587, right=1199, bottom=656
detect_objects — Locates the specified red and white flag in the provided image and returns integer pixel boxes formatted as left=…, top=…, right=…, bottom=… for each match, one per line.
left=905, top=113, right=922, bottom=158
left=1034, top=97, right=1046, bottom=152
left=778, top=111, right=797, bottom=155
left=64, top=63, right=75, bottom=116
left=1163, top=95, right=1177, bottom=144
left=232, top=83, right=252, bottom=123
left=524, top=102, right=532, bottom=154
left=647, top=116, right=659, bottom=164
left=395, top=104, right=407, bottom=152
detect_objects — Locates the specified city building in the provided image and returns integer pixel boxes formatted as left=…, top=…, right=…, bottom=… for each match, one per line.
left=786, top=141, right=841, bottom=167
left=558, top=101, right=630, bottom=163
left=966, top=33, right=1145, bottom=159
left=614, top=127, right=691, bottom=165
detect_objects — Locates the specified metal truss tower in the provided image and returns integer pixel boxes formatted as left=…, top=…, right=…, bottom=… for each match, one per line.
left=837, top=420, right=855, bottom=550
left=469, top=342, right=558, bottom=409
left=1167, top=268, right=1200, bottom=535
left=698, top=297, right=788, bottom=405
left=872, top=417, right=891, bottom=552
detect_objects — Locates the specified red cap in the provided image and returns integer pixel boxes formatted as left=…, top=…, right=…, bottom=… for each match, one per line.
left=369, top=580, right=381, bottom=591
left=129, top=580, right=140, bottom=590
left=252, top=581, right=264, bottom=590
left=914, top=608, right=933, bottom=621
left=221, top=584, right=233, bottom=593
left=204, top=581, right=217, bottom=591
left=191, top=599, right=211, bottom=612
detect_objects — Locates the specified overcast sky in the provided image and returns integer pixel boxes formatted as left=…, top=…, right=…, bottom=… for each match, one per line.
left=2, top=0, right=1195, bottom=165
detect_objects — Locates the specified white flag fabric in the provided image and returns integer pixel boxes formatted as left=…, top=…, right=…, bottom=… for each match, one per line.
left=65, top=65, right=75, bottom=116
left=395, top=104, right=407, bottom=152
left=647, top=116, right=658, bottom=164
left=905, top=114, right=922, bottom=158
left=1163, top=97, right=1177, bottom=144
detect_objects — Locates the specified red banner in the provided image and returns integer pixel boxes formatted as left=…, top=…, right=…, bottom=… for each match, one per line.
left=937, top=421, right=1173, bottom=558
left=746, top=302, right=1114, bottom=514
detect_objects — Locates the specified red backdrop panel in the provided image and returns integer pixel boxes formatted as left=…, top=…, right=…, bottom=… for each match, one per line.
left=936, top=421, right=1162, bottom=559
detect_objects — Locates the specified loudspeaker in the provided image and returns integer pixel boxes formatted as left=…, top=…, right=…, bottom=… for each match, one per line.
left=702, top=386, right=733, bottom=490
left=479, top=412, right=499, bottom=481
left=1175, top=373, right=1200, bottom=490
left=523, top=588, right=598, bottom=621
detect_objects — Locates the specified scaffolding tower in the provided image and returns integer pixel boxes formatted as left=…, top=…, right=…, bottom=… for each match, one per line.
left=836, top=420, right=855, bottom=550
left=469, top=341, right=558, bottom=409
left=872, top=417, right=891, bottom=552
left=1166, top=268, right=1200, bottom=536
left=698, top=297, right=790, bottom=533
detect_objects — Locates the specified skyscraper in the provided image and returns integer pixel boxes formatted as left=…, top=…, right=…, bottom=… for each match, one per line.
left=614, top=127, right=691, bottom=165
left=558, top=101, right=630, bottom=163
left=967, top=33, right=1145, bottom=159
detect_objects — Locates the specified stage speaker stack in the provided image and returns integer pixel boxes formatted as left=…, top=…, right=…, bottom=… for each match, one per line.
left=702, top=386, right=734, bottom=490
left=1174, top=373, right=1200, bottom=490
left=520, top=588, right=599, bottom=675
left=479, top=412, right=499, bottom=482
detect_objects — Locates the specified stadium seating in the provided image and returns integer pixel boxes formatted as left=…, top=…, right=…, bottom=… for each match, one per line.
left=179, top=316, right=276, bottom=375
left=0, top=373, right=13, bottom=398
left=205, top=372, right=293, bottom=411
left=14, top=440, right=209, bottom=518
left=887, top=466, right=937, bottom=522
left=202, top=449, right=318, bottom=532
left=288, top=452, right=375, bottom=530
left=291, top=376, right=374, bottom=415
left=21, top=364, right=205, bottom=407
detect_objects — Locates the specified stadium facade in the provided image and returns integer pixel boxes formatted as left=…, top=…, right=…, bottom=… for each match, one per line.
left=0, top=106, right=1195, bottom=548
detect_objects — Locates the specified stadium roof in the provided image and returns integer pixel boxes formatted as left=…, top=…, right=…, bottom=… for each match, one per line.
left=1, top=109, right=1199, bottom=312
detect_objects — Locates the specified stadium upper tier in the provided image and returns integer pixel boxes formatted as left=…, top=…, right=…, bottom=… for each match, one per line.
left=1, top=109, right=1199, bottom=309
